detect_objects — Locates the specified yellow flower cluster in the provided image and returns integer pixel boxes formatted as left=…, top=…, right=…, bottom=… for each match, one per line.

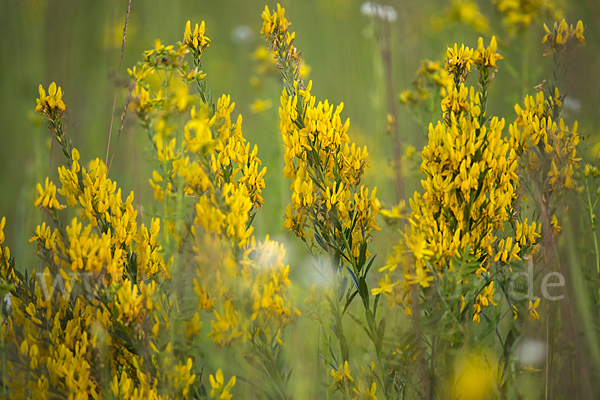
left=445, top=0, right=490, bottom=33
left=495, top=0, right=562, bottom=35
left=510, top=87, right=581, bottom=191
left=383, top=37, right=539, bottom=320
left=473, top=281, right=497, bottom=322
left=133, top=29, right=267, bottom=249
left=11, top=133, right=194, bottom=397
left=0, top=19, right=301, bottom=399
left=279, top=82, right=379, bottom=252
left=262, top=5, right=380, bottom=261
left=261, top=4, right=290, bottom=39
left=472, top=36, right=503, bottom=69
left=262, top=4, right=304, bottom=88
left=132, top=19, right=298, bottom=380
left=399, top=60, right=454, bottom=108
left=34, top=177, right=65, bottom=210
left=329, top=360, right=378, bottom=400
left=543, top=19, right=586, bottom=47
left=183, top=20, right=211, bottom=55
left=193, top=234, right=298, bottom=348
left=330, top=360, right=354, bottom=391
left=445, top=43, right=475, bottom=84
left=209, top=369, right=236, bottom=399
left=35, top=82, right=66, bottom=116
left=264, top=8, right=388, bottom=395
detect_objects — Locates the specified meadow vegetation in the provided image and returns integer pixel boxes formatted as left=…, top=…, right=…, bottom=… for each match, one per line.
left=1, top=1, right=600, bottom=399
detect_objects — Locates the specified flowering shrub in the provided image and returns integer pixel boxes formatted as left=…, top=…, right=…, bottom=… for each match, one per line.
left=0, top=2, right=596, bottom=399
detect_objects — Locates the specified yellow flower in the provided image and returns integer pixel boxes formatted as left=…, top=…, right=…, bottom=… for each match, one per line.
left=0, top=216, right=5, bottom=245
left=184, top=20, right=211, bottom=54
left=409, top=265, right=434, bottom=288
left=528, top=298, right=541, bottom=321
left=34, top=177, right=65, bottom=210
left=405, top=232, right=433, bottom=261
left=209, top=369, right=236, bottom=400
left=448, top=0, right=490, bottom=33
left=445, top=43, right=474, bottom=76
left=574, top=20, right=585, bottom=45
left=352, top=380, right=377, bottom=400
left=371, top=274, right=397, bottom=295
left=497, top=0, right=562, bottom=35
left=261, top=4, right=289, bottom=38
left=453, top=354, right=496, bottom=400
left=472, top=36, right=503, bottom=69
left=330, top=360, right=355, bottom=387
left=186, top=312, right=203, bottom=340
left=511, top=304, right=518, bottom=321
left=35, top=82, right=66, bottom=115
left=380, top=200, right=406, bottom=221
left=249, top=98, right=272, bottom=114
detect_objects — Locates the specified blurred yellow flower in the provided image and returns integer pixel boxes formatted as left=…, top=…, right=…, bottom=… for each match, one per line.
left=371, top=274, right=397, bottom=295
left=209, top=369, right=236, bottom=399
left=249, top=98, right=272, bottom=114
left=452, top=354, right=496, bottom=400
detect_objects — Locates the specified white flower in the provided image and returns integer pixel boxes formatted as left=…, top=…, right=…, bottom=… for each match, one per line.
left=563, top=97, right=581, bottom=114
left=516, top=338, right=545, bottom=367
left=360, top=1, right=398, bottom=22
left=231, top=25, right=254, bottom=45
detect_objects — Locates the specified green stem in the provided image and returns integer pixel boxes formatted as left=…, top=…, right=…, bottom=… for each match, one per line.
left=585, top=184, right=600, bottom=319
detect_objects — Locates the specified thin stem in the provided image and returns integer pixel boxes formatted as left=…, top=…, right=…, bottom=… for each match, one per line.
left=377, top=17, right=404, bottom=202
left=545, top=301, right=549, bottom=400
left=105, top=0, right=132, bottom=175
left=585, top=183, right=600, bottom=319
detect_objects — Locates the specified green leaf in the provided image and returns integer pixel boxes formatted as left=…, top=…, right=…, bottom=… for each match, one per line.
left=346, top=266, right=360, bottom=293
left=314, top=232, right=328, bottom=251
left=258, top=328, right=268, bottom=345
left=342, top=290, right=359, bottom=315
left=359, top=276, right=370, bottom=310
left=348, top=312, right=373, bottom=341
left=358, top=242, right=367, bottom=272
left=338, top=277, right=348, bottom=302
left=329, top=210, right=342, bottom=231
left=377, top=317, right=386, bottom=350
left=364, top=255, right=377, bottom=276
